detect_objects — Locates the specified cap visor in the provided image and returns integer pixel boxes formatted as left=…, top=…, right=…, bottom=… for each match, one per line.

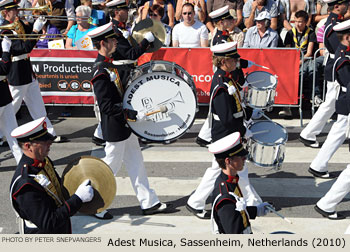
left=35, top=132, right=56, bottom=142
left=236, top=148, right=249, bottom=157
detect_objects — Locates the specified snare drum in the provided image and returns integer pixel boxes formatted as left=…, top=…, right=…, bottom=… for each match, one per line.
left=244, top=71, right=278, bottom=109
left=123, top=60, right=198, bottom=143
left=247, top=120, right=288, bottom=169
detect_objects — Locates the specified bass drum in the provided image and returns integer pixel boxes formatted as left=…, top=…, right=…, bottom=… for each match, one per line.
left=123, top=60, right=198, bottom=143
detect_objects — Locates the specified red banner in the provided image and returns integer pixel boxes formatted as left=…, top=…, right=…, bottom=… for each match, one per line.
left=138, top=48, right=300, bottom=105
left=29, top=48, right=300, bottom=105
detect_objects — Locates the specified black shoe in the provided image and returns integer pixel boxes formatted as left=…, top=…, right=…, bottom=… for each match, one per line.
left=142, top=202, right=174, bottom=215
left=94, top=210, right=113, bottom=220
left=186, top=203, right=211, bottom=219
left=0, top=139, right=9, bottom=147
left=314, top=205, right=345, bottom=220
left=308, top=167, right=337, bottom=179
left=53, top=135, right=69, bottom=143
left=196, top=137, right=210, bottom=147
left=299, top=136, right=320, bottom=148
left=92, top=136, right=106, bottom=146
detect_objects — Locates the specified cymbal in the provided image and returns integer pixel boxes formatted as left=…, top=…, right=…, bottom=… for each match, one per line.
left=62, top=156, right=116, bottom=214
left=130, top=18, right=166, bottom=53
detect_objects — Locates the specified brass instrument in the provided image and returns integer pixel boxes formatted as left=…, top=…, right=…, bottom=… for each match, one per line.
left=18, top=4, right=52, bottom=16
left=62, top=156, right=117, bottom=215
left=0, top=19, right=26, bottom=39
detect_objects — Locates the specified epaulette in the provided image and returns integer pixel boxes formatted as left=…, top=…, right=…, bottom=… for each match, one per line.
left=214, top=181, right=237, bottom=211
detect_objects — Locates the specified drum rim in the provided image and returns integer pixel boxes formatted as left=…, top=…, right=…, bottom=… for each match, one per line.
left=249, top=120, right=288, bottom=145
left=124, top=60, right=198, bottom=143
left=245, top=70, right=277, bottom=89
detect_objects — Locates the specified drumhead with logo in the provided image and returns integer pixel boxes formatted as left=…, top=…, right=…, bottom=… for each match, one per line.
left=123, top=61, right=198, bottom=143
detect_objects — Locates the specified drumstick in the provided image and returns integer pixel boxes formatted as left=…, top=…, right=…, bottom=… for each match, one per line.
left=252, top=130, right=269, bottom=135
left=145, top=105, right=168, bottom=116
left=246, top=79, right=265, bottom=85
left=265, top=205, right=293, bottom=224
left=253, top=62, right=270, bottom=70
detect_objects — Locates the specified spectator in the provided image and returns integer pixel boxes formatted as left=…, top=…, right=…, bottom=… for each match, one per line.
left=206, top=0, right=244, bottom=34
left=175, top=0, right=206, bottom=23
left=148, top=4, right=172, bottom=46
left=38, top=0, right=75, bottom=36
left=65, top=5, right=97, bottom=49
left=35, top=11, right=63, bottom=48
left=313, top=0, right=329, bottom=24
left=141, top=0, right=175, bottom=28
left=209, top=6, right=244, bottom=47
left=243, top=11, right=279, bottom=48
left=81, top=0, right=106, bottom=26
left=243, top=0, right=279, bottom=30
left=226, top=10, right=245, bottom=47
left=172, top=3, right=209, bottom=47
left=282, top=10, right=317, bottom=116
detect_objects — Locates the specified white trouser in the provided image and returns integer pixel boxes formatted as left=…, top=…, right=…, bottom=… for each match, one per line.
left=317, top=165, right=350, bottom=213
left=197, top=118, right=211, bottom=142
left=9, top=80, right=56, bottom=136
left=300, top=81, right=337, bottom=141
left=310, top=114, right=348, bottom=172
left=93, top=99, right=103, bottom=139
left=0, top=103, right=22, bottom=164
left=187, top=157, right=262, bottom=210
left=103, top=133, right=159, bottom=209
left=93, top=122, right=103, bottom=139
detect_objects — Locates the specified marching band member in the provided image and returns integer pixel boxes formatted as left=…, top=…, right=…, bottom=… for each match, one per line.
left=187, top=42, right=263, bottom=219
left=308, top=2, right=350, bottom=179
left=210, top=132, right=271, bottom=234
left=92, top=0, right=155, bottom=146
left=299, top=0, right=349, bottom=152
left=88, top=22, right=173, bottom=220
left=0, top=34, right=22, bottom=164
left=9, top=117, right=94, bottom=234
left=314, top=20, right=350, bottom=220
left=0, top=0, right=66, bottom=143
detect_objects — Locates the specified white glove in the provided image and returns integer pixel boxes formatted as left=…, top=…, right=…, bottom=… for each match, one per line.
left=144, top=32, right=155, bottom=43
left=136, top=111, right=146, bottom=121
left=235, top=197, right=247, bottom=212
left=251, top=108, right=263, bottom=120
left=245, top=128, right=253, bottom=139
left=33, top=16, right=47, bottom=32
left=122, top=30, right=130, bottom=39
left=75, top=179, right=94, bottom=203
left=247, top=60, right=254, bottom=68
left=35, top=174, right=51, bottom=188
left=1, top=36, right=11, bottom=53
left=256, top=202, right=272, bottom=216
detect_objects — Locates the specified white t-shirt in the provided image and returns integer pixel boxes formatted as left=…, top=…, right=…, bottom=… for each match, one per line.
left=172, top=20, right=208, bottom=48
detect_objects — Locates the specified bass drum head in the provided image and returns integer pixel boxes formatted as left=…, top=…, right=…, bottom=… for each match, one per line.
left=250, top=121, right=288, bottom=145
left=123, top=68, right=197, bottom=143
left=246, top=71, right=277, bottom=89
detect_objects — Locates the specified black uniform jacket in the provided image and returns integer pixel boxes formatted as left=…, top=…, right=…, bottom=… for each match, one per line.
left=210, top=68, right=252, bottom=142
left=111, top=19, right=150, bottom=61
left=211, top=29, right=248, bottom=86
left=212, top=172, right=257, bottom=234
left=324, top=12, right=343, bottom=82
left=0, top=51, right=12, bottom=107
left=10, top=155, right=82, bottom=234
left=334, top=44, right=350, bottom=116
left=2, top=19, right=37, bottom=86
left=91, top=54, right=131, bottom=142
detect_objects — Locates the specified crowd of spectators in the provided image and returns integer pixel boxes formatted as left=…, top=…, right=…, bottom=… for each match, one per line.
left=10, top=0, right=346, bottom=111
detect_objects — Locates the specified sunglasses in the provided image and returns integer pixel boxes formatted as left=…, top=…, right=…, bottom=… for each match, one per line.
left=182, top=12, right=192, bottom=15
